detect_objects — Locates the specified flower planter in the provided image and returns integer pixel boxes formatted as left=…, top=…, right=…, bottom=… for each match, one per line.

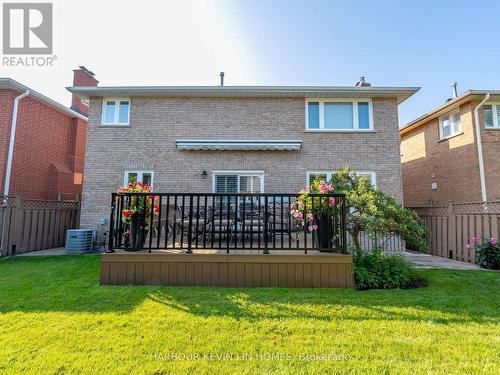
left=314, top=215, right=334, bottom=252
left=124, top=213, right=148, bottom=251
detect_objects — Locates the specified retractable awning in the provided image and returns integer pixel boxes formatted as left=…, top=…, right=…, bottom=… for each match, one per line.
left=175, top=139, right=302, bottom=151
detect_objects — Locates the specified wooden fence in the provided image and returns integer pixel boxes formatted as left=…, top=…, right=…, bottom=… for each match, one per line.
left=410, top=201, right=500, bottom=263
left=0, top=196, right=80, bottom=256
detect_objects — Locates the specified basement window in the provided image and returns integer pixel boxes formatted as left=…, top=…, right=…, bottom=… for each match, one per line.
left=101, top=99, right=130, bottom=125
left=439, top=110, right=461, bottom=139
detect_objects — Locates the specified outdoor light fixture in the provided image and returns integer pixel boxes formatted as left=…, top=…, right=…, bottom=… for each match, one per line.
left=201, top=170, right=208, bottom=179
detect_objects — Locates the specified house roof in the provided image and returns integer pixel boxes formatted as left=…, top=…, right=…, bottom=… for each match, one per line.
left=400, top=90, right=500, bottom=136
left=67, top=85, right=420, bottom=104
left=0, top=78, right=87, bottom=121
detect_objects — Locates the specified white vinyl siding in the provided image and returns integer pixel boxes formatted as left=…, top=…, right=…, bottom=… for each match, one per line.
left=306, top=99, right=373, bottom=131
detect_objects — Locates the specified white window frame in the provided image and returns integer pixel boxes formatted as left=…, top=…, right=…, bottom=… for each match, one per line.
left=483, top=102, right=500, bottom=128
left=439, top=110, right=461, bottom=140
left=101, top=98, right=130, bottom=125
left=305, top=98, right=374, bottom=132
left=212, top=171, right=265, bottom=193
left=123, top=170, right=154, bottom=187
left=306, top=171, right=376, bottom=188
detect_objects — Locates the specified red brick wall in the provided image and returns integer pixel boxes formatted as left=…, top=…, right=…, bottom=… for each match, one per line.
left=477, top=101, right=500, bottom=201
left=400, top=102, right=482, bottom=207
left=0, top=90, right=17, bottom=193
left=71, top=69, right=98, bottom=115
left=1, top=91, right=88, bottom=200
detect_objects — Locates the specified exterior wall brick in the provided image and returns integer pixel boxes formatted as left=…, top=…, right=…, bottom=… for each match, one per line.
left=71, top=69, right=98, bottom=115
left=0, top=90, right=17, bottom=192
left=80, top=96, right=403, bottom=228
left=0, top=90, right=87, bottom=200
left=479, top=102, right=500, bottom=201
left=401, top=99, right=500, bottom=206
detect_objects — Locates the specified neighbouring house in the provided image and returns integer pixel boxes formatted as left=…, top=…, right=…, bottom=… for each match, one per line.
left=0, top=67, right=97, bottom=201
left=68, top=74, right=419, bottom=229
left=400, top=88, right=500, bottom=207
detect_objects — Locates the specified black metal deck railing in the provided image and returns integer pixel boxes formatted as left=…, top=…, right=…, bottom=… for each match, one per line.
left=108, top=193, right=346, bottom=254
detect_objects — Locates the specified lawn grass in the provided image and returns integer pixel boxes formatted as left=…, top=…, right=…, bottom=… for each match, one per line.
left=0, top=255, right=498, bottom=374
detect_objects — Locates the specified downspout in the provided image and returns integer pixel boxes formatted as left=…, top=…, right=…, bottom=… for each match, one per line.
left=473, top=93, right=490, bottom=203
left=3, top=89, right=29, bottom=196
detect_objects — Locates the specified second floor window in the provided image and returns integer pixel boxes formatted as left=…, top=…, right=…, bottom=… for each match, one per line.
left=439, top=111, right=461, bottom=139
left=102, top=99, right=130, bottom=125
left=483, top=104, right=500, bottom=128
left=306, top=99, right=372, bottom=131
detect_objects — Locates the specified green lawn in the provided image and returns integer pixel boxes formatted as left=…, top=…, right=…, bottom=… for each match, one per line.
left=0, top=256, right=498, bottom=374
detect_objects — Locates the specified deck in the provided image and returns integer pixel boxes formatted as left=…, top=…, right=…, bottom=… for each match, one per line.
left=100, top=249, right=354, bottom=288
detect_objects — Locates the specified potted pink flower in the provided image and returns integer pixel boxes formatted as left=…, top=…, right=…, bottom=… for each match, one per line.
left=290, top=179, right=339, bottom=251
left=465, top=236, right=499, bottom=270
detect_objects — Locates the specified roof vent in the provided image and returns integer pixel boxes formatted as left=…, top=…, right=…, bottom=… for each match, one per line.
left=450, top=82, right=458, bottom=99
left=219, top=72, right=225, bottom=87
left=355, top=76, right=371, bottom=87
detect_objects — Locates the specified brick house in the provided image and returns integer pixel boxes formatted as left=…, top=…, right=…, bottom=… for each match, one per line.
left=400, top=90, right=500, bottom=207
left=0, top=67, right=97, bottom=200
left=68, top=77, right=419, bottom=229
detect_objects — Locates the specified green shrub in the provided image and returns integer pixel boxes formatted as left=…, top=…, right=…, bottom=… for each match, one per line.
left=465, top=236, right=500, bottom=270
left=353, top=248, right=427, bottom=290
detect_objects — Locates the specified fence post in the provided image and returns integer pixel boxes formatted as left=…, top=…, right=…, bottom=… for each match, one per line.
left=187, top=195, right=193, bottom=254
left=75, top=200, right=81, bottom=229
left=107, top=193, right=115, bottom=253
left=0, top=197, right=12, bottom=257
left=263, top=195, right=269, bottom=254
left=11, top=196, right=23, bottom=255
left=448, top=203, right=455, bottom=260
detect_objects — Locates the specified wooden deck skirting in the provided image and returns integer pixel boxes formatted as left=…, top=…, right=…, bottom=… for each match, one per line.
left=100, top=251, right=354, bottom=288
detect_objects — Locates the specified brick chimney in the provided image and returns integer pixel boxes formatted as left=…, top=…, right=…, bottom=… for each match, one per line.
left=355, top=76, right=371, bottom=87
left=71, top=66, right=98, bottom=116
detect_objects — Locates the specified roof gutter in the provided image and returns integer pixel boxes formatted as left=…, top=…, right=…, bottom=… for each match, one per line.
left=473, top=93, right=490, bottom=203
left=4, top=89, right=29, bottom=195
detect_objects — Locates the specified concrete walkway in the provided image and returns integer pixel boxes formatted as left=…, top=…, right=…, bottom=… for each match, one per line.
left=15, top=247, right=103, bottom=256
left=400, top=251, right=481, bottom=270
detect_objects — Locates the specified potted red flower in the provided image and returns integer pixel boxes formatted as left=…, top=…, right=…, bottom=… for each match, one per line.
left=117, top=181, right=159, bottom=251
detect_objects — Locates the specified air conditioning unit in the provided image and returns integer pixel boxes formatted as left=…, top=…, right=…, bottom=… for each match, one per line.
left=65, top=229, right=95, bottom=254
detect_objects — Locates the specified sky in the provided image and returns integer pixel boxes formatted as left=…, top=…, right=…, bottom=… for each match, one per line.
left=2, top=0, right=500, bottom=125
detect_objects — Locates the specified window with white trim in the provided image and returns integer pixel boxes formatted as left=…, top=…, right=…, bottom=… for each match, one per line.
left=307, top=171, right=376, bottom=187
left=213, top=172, right=264, bottom=193
left=306, top=99, right=373, bottom=131
left=102, top=99, right=130, bottom=125
left=483, top=103, right=500, bottom=128
left=439, top=110, right=461, bottom=139
left=124, top=170, right=153, bottom=187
